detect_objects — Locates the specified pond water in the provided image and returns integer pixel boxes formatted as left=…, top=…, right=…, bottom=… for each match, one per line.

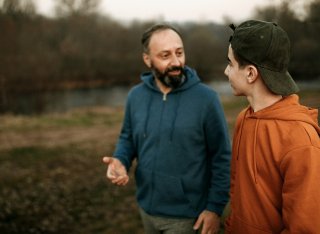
left=8, top=80, right=320, bottom=114
left=44, top=86, right=130, bottom=113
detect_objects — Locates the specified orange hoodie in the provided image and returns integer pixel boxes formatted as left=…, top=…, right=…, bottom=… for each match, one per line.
left=225, top=95, right=320, bottom=234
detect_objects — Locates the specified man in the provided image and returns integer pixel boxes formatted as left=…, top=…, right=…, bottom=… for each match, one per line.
left=102, top=23, right=231, bottom=234
left=224, top=20, right=320, bottom=233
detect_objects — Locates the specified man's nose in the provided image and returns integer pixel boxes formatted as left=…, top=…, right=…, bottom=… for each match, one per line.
left=170, top=55, right=181, bottom=66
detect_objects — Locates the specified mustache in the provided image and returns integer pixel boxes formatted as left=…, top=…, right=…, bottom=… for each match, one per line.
left=166, top=66, right=183, bottom=73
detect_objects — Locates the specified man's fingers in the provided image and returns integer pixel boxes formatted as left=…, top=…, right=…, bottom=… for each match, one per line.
left=193, top=216, right=202, bottom=230
left=102, top=156, right=113, bottom=165
left=111, top=175, right=129, bottom=185
left=106, top=164, right=117, bottom=179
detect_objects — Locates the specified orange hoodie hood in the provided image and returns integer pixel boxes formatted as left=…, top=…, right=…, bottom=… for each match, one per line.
left=237, top=94, right=320, bottom=183
left=248, top=94, right=320, bottom=134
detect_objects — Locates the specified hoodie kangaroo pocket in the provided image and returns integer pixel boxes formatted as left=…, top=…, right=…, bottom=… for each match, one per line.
left=136, top=168, right=194, bottom=216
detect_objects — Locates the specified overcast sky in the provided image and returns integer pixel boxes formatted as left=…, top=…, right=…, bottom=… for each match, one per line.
left=34, top=0, right=303, bottom=24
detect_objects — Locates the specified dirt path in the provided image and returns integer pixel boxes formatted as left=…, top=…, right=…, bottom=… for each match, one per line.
left=0, top=126, right=120, bottom=150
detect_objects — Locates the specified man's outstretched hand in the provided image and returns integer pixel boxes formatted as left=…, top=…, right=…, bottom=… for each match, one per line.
left=102, top=157, right=129, bottom=186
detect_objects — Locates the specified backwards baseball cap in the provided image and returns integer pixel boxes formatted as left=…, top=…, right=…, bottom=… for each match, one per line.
left=229, top=20, right=299, bottom=96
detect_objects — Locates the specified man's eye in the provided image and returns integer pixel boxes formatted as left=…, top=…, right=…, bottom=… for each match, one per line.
left=162, top=54, right=169, bottom=59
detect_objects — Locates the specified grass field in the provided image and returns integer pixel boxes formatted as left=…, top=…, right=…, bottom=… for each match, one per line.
left=0, top=90, right=319, bottom=234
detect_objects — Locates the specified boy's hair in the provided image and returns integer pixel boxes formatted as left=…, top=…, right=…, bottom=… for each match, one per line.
left=232, top=49, right=253, bottom=68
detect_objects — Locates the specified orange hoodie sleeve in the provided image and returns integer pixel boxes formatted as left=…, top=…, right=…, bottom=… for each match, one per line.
left=280, top=145, right=320, bottom=233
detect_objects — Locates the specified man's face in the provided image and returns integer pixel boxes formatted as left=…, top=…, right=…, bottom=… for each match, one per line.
left=224, top=45, right=249, bottom=96
left=150, top=62, right=185, bottom=89
left=143, top=29, right=186, bottom=89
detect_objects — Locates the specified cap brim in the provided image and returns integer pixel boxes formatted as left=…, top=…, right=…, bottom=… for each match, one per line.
left=258, top=67, right=299, bottom=96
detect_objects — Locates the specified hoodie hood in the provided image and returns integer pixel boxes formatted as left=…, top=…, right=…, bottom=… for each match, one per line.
left=248, top=94, right=320, bottom=135
left=140, top=65, right=201, bottom=93
left=233, top=94, right=320, bottom=185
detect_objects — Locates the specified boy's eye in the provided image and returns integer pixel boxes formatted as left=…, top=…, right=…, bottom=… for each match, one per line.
left=227, top=58, right=232, bottom=66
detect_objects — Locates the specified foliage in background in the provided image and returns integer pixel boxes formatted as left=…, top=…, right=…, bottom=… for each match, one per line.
left=0, top=0, right=319, bottom=113
left=253, top=0, right=320, bottom=80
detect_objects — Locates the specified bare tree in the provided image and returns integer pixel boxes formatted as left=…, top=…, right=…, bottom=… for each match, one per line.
left=1, top=0, right=35, bottom=15
left=22, top=0, right=36, bottom=15
left=2, top=0, right=20, bottom=13
left=55, top=0, right=100, bottom=16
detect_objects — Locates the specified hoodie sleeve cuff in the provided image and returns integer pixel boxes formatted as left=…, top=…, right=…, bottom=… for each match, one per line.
left=206, top=203, right=226, bottom=216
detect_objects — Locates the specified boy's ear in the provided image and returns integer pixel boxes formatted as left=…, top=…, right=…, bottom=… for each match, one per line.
left=143, top=53, right=151, bottom=68
left=246, top=65, right=259, bottom=83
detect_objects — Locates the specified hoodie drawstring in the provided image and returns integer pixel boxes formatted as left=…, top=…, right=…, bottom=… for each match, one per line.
left=236, top=108, right=248, bottom=160
left=253, top=119, right=260, bottom=184
left=235, top=108, right=259, bottom=183
left=143, top=93, right=153, bottom=138
left=169, top=92, right=181, bottom=141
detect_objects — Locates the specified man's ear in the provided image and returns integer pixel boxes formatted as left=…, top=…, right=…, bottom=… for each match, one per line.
left=246, top=65, right=259, bottom=84
left=143, top=53, right=151, bottom=68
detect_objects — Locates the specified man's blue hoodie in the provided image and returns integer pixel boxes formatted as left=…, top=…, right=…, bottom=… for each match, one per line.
left=114, top=66, right=231, bottom=218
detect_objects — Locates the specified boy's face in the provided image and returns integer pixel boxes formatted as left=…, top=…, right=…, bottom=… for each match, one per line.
left=224, top=45, right=249, bottom=96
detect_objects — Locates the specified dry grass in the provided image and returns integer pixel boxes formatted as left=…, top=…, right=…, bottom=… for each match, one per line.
left=0, top=106, right=144, bottom=234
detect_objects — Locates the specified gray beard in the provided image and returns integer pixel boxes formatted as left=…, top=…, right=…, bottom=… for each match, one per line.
left=152, top=66, right=185, bottom=89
